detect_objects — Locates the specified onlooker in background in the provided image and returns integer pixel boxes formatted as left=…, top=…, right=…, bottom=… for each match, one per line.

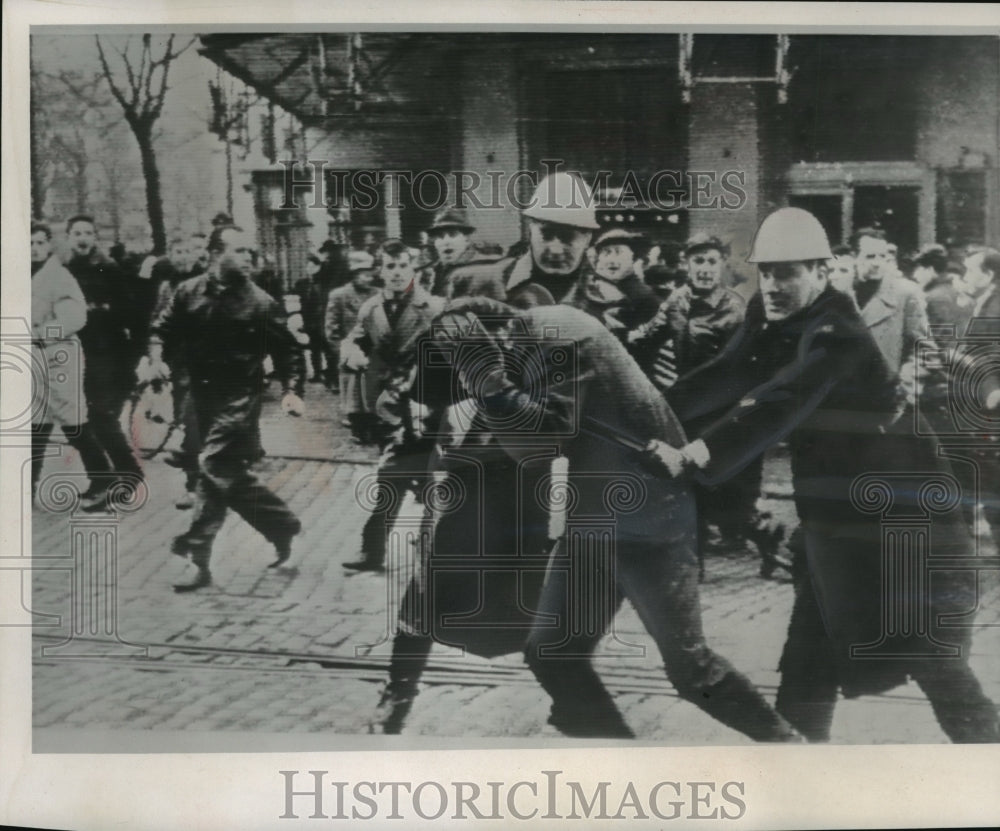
left=912, top=243, right=963, bottom=330
left=30, top=222, right=112, bottom=510
left=576, top=227, right=659, bottom=335
left=188, top=232, right=210, bottom=277
left=426, top=209, right=479, bottom=297
left=326, top=250, right=379, bottom=410
left=294, top=254, right=330, bottom=383
left=339, top=240, right=444, bottom=571
left=630, top=232, right=781, bottom=579
left=827, top=244, right=857, bottom=298
left=64, top=214, right=145, bottom=500
left=629, top=233, right=745, bottom=393
left=851, top=227, right=929, bottom=381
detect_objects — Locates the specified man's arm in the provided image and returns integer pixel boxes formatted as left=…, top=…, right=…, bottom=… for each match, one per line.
left=37, top=267, right=88, bottom=340
left=264, top=296, right=305, bottom=397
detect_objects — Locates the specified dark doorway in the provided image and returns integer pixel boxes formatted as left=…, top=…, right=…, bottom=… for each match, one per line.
left=852, top=185, right=920, bottom=254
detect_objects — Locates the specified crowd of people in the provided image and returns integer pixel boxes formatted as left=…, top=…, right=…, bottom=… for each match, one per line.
left=29, top=170, right=1000, bottom=743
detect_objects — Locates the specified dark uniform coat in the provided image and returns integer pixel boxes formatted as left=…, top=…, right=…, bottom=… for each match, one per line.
left=668, top=286, right=976, bottom=695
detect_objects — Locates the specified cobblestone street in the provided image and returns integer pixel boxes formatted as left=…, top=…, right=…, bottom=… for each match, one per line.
left=28, top=382, right=1000, bottom=750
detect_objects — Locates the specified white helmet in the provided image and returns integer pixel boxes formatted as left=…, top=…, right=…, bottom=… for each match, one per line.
left=522, top=172, right=600, bottom=231
left=747, top=207, right=833, bottom=263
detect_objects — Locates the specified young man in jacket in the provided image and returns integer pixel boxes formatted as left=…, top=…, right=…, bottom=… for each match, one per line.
left=30, top=223, right=113, bottom=509
left=64, top=214, right=145, bottom=498
left=339, top=240, right=444, bottom=572
left=147, top=226, right=306, bottom=592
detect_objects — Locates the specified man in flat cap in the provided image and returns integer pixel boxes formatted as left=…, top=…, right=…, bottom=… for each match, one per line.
left=575, top=227, right=659, bottom=335
left=426, top=208, right=481, bottom=298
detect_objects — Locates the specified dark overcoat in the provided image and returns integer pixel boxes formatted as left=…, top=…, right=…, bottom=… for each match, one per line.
left=668, top=286, right=976, bottom=695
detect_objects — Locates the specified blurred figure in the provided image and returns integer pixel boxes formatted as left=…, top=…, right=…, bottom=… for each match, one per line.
left=188, top=232, right=210, bottom=277
left=827, top=244, right=857, bottom=297
left=326, top=250, right=379, bottom=411
left=294, top=254, right=330, bottom=383
left=64, top=214, right=145, bottom=500
left=912, top=243, right=963, bottom=330
left=30, top=223, right=111, bottom=509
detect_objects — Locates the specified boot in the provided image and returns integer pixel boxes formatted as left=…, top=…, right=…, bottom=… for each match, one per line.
left=370, top=679, right=418, bottom=735
left=170, top=535, right=212, bottom=592
left=690, top=671, right=805, bottom=743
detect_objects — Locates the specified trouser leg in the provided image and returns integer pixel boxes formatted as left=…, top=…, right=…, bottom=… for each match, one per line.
left=910, top=659, right=1000, bottom=743
left=31, top=424, right=55, bottom=494
left=64, top=423, right=112, bottom=483
left=775, top=570, right=840, bottom=742
left=359, top=446, right=424, bottom=565
left=201, top=452, right=300, bottom=546
left=523, top=557, right=633, bottom=738
left=88, top=391, right=143, bottom=478
left=617, top=535, right=799, bottom=742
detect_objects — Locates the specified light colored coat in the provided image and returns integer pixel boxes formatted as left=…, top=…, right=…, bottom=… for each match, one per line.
left=858, top=275, right=929, bottom=375
left=31, top=255, right=88, bottom=426
left=341, top=288, right=444, bottom=412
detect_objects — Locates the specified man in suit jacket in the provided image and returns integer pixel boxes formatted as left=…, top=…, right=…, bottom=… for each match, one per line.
left=340, top=239, right=445, bottom=571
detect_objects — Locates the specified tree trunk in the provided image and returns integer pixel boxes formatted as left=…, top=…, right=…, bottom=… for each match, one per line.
left=225, top=136, right=234, bottom=218
left=136, top=125, right=166, bottom=255
left=29, top=86, right=46, bottom=220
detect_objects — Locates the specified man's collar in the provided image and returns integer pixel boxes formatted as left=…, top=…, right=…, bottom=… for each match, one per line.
left=684, top=283, right=727, bottom=307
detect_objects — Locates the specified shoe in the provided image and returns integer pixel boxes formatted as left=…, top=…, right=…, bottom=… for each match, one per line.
left=172, top=566, right=212, bottom=593
left=170, top=534, right=202, bottom=559
left=269, top=531, right=297, bottom=568
left=369, top=681, right=418, bottom=735
left=79, top=487, right=111, bottom=512
left=175, top=490, right=196, bottom=510
left=309, top=375, right=325, bottom=383
left=547, top=704, right=635, bottom=739
left=759, top=554, right=793, bottom=580
left=343, top=557, right=385, bottom=573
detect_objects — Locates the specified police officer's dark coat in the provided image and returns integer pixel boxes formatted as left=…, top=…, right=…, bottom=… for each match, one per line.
left=668, top=286, right=975, bottom=695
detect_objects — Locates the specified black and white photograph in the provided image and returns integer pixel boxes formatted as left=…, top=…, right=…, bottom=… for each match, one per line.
left=2, top=1, right=999, bottom=828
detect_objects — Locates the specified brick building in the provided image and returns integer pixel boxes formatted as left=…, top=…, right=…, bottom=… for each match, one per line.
left=199, top=33, right=1000, bottom=289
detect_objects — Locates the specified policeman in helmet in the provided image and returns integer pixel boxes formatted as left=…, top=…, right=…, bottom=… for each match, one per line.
left=646, top=207, right=999, bottom=743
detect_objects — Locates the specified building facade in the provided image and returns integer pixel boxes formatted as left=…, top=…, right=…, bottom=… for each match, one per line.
left=200, top=33, right=1000, bottom=289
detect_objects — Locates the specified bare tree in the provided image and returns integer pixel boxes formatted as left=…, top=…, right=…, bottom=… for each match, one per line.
left=95, top=33, right=195, bottom=254
left=31, top=66, right=114, bottom=219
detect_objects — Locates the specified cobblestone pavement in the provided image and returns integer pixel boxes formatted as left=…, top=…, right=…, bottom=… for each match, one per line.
left=27, top=382, right=1000, bottom=749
